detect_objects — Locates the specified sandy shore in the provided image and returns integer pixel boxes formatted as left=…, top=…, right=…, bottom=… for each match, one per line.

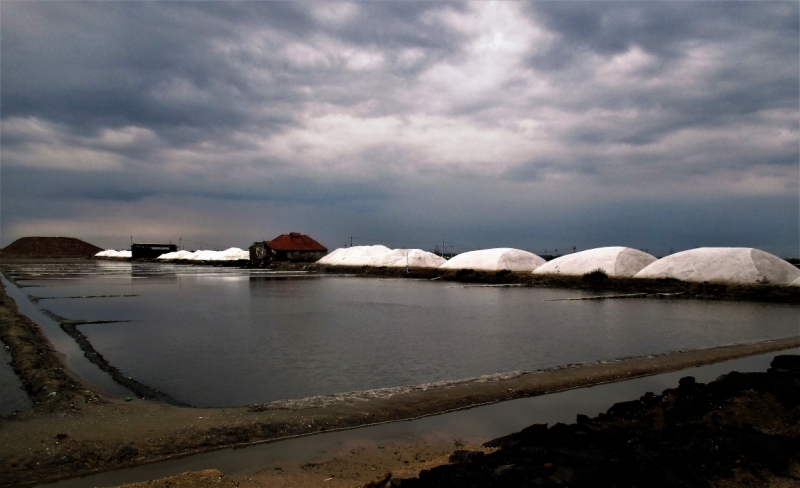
left=1, top=275, right=799, bottom=486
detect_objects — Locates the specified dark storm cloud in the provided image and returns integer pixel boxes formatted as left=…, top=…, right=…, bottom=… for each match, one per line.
left=519, top=1, right=799, bottom=148
left=1, top=1, right=797, bottom=256
left=1, top=1, right=462, bottom=138
left=527, top=2, right=798, bottom=61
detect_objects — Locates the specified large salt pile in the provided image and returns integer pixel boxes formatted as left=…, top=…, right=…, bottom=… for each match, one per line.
left=157, top=248, right=249, bottom=261
left=633, top=247, right=800, bottom=285
left=95, top=250, right=132, bottom=258
left=439, top=248, right=546, bottom=272
left=533, top=247, right=656, bottom=278
left=316, top=245, right=393, bottom=266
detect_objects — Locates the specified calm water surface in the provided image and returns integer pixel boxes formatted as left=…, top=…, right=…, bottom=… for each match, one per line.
left=3, top=261, right=798, bottom=408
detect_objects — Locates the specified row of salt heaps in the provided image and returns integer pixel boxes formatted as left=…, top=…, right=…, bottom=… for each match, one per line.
left=94, top=248, right=249, bottom=261
left=534, top=246, right=800, bottom=286
left=94, top=250, right=132, bottom=258
left=156, top=248, right=249, bottom=261
left=318, top=245, right=800, bottom=286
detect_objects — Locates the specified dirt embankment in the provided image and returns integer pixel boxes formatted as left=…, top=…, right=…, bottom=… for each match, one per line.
left=310, top=264, right=800, bottom=304
left=1, top=269, right=799, bottom=486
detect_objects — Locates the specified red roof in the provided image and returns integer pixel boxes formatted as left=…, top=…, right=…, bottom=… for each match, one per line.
left=266, top=233, right=327, bottom=252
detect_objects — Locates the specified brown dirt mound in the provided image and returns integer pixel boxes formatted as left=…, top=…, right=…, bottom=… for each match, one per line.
left=0, top=237, right=102, bottom=258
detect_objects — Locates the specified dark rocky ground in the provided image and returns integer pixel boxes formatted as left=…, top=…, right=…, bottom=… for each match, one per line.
left=383, top=355, right=800, bottom=488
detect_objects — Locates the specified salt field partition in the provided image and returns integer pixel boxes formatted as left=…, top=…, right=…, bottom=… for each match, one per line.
left=3, top=261, right=799, bottom=408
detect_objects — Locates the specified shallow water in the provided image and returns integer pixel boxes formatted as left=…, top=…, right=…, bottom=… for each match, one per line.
left=0, top=345, right=31, bottom=414
left=4, top=261, right=798, bottom=408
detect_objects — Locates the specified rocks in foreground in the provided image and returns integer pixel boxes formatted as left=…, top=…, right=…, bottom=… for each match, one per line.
left=390, top=355, right=800, bottom=487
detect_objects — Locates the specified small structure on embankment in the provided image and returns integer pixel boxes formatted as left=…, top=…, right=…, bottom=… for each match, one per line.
left=533, top=246, right=657, bottom=278
left=250, top=233, right=327, bottom=264
left=633, top=247, right=800, bottom=285
left=439, top=248, right=546, bottom=272
left=131, top=243, right=178, bottom=259
left=1, top=237, right=102, bottom=258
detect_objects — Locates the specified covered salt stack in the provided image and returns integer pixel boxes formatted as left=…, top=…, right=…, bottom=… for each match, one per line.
left=533, top=247, right=657, bottom=278
left=633, top=247, right=800, bottom=285
left=316, top=245, right=393, bottom=266
left=439, top=248, right=546, bottom=272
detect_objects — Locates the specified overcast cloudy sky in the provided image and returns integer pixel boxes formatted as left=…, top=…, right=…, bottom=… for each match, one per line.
left=2, top=1, right=798, bottom=257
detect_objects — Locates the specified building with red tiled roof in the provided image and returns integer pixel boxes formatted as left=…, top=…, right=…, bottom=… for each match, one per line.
left=249, top=232, right=327, bottom=263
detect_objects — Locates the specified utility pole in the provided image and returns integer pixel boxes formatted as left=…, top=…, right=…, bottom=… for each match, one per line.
left=573, top=246, right=576, bottom=253
left=179, top=237, right=182, bottom=250
left=350, top=236, right=353, bottom=247
left=442, top=241, right=445, bottom=258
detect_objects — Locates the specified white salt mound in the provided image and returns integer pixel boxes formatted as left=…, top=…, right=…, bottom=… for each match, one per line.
left=95, top=250, right=132, bottom=258
left=316, top=245, right=393, bottom=267
left=316, top=246, right=445, bottom=268
left=156, top=250, right=193, bottom=260
left=633, top=247, right=800, bottom=285
left=383, top=249, right=446, bottom=268
left=439, top=248, right=546, bottom=272
left=157, top=248, right=249, bottom=261
left=533, top=247, right=656, bottom=278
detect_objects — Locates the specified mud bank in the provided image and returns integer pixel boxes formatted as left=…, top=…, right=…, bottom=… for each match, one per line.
left=1, top=274, right=799, bottom=486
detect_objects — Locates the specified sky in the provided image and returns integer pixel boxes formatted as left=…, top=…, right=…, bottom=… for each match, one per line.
left=1, top=1, right=798, bottom=257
